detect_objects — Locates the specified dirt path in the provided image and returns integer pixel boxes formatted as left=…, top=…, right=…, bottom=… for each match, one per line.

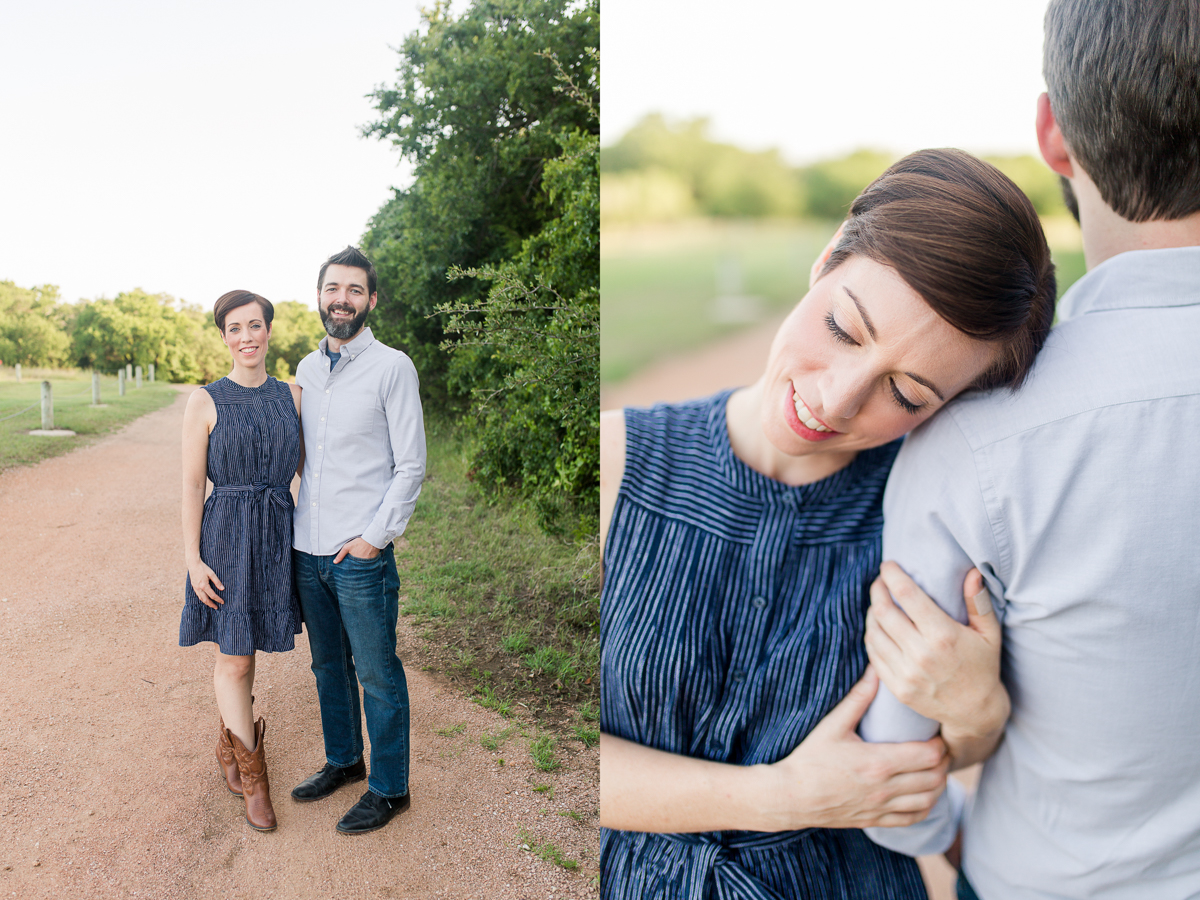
left=602, top=320, right=968, bottom=900
left=0, top=387, right=598, bottom=900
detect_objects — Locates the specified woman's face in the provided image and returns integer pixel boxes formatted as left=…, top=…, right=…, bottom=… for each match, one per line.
left=221, top=302, right=270, bottom=367
left=760, top=254, right=996, bottom=460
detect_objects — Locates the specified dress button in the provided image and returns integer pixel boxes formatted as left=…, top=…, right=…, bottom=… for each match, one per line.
left=732, top=669, right=746, bottom=683
left=751, top=596, right=767, bottom=609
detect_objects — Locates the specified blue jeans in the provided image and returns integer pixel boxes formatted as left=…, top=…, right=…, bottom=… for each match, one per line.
left=293, top=546, right=409, bottom=798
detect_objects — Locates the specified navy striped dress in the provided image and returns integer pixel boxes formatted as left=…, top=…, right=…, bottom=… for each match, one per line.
left=601, top=391, right=926, bottom=900
left=179, top=376, right=302, bottom=655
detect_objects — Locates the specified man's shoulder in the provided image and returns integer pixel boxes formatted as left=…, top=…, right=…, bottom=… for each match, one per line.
left=362, top=339, right=419, bottom=378
left=295, top=349, right=324, bottom=382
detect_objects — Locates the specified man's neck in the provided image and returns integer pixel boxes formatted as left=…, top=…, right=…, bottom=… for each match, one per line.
left=1073, top=171, right=1200, bottom=270
left=326, top=327, right=364, bottom=354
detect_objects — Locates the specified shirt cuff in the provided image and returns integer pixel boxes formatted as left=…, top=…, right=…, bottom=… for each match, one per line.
left=360, top=525, right=391, bottom=550
left=864, top=777, right=966, bottom=857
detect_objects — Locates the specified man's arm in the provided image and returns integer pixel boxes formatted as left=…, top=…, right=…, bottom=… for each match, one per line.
left=859, top=410, right=1010, bottom=856
left=360, top=354, right=426, bottom=550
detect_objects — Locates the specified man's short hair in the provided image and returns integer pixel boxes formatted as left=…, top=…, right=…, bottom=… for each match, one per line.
left=1044, top=0, right=1200, bottom=222
left=318, top=246, right=378, bottom=296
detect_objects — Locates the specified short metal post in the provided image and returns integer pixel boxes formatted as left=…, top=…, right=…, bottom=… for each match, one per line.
left=41, top=381, right=53, bottom=430
left=118, top=368, right=126, bottom=396
left=135, top=365, right=143, bottom=388
left=92, top=372, right=101, bottom=406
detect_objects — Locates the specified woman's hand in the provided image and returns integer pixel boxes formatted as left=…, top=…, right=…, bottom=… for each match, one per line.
left=601, top=667, right=948, bottom=834
left=763, top=666, right=950, bottom=830
left=864, top=561, right=1010, bottom=768
left=188, top=559, right=225, bottom=609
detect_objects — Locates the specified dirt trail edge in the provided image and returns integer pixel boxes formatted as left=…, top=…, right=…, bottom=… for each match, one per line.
left=0, top=387, right=598, bottom=900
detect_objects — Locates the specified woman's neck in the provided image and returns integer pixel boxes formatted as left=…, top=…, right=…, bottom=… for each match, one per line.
left=725, top=382, right=857, bottom=486
left=226, top=363, right=268, bottom=388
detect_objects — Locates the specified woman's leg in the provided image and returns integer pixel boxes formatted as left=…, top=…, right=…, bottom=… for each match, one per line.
left=214, top=649, right=256, bottom=748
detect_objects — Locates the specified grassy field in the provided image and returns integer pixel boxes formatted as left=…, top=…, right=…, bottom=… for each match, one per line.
left=397, top=416, right=600, bottom=769
left=601, top=217, right=1087, bottom=387
left=0, top=369, right=180, bottom=471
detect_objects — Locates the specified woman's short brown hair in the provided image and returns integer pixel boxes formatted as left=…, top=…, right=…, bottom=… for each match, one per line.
left=819, top=149, right=1057, bottom=391
left=213, top=290, right=274, bottom=332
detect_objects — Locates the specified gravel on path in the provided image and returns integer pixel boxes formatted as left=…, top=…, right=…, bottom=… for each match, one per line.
left=0, top=386, right=598, bottom=900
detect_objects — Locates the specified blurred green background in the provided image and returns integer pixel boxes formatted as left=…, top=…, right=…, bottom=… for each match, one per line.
left=601, top=115, right=1086, bottom=386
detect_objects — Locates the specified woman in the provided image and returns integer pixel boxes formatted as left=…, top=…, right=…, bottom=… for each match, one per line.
left=179, top=289, right=303, bottom=832
left=598, top=150, right=1056, bottom=897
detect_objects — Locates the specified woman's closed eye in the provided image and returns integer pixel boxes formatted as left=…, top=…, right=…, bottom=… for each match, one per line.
left=889, top=379, right=922, bottom=414
left=824, top=312, right=858, bottom=346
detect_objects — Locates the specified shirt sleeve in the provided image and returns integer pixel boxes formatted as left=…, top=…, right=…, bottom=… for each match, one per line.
left=859, top=408, right=1006, bottom=856
left=361, top=354, right=426, bottom=549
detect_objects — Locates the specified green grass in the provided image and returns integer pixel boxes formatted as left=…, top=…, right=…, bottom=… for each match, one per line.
left=397, top=418, right=599, bottom=737
left=529, top=734, right=560, bottom=772
left=601, top=220, right=835, bottom=383
left=601, top=217, right=1088, bottom=387
left=435, top=722, right=466, bottom=737
left=0, top=370, right=179, bottom=471
left=518, top=829, right=579, bottom=871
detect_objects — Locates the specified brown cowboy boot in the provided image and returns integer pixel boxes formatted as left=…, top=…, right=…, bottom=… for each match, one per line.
left=216, top=719, right=243, bottom=796
left=229, top=717, right=277, bottom=832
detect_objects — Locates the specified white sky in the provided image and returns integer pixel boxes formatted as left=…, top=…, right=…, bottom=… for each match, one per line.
left=602, top=0, right=1051, bottom=164
left=0, top=0, right=425, bottom=309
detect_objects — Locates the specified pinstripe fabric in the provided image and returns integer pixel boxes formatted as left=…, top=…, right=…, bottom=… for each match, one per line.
left=180, top=376, right=302, bottom=655
left=600, top=391, right=926, bottom=900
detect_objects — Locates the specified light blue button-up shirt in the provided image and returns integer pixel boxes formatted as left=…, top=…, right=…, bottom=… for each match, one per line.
left=860, top=248, right=1200, bottom=898
left=293, top=327, right=425, bottom=555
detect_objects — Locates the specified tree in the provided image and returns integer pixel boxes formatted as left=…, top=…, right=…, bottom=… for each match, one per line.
left=362, top=0, right=599, bottom=408
left=71, top=290, right=227, bottom=383
left=0, top=281, right=71, bottom=367
left=265, top=301, right=324, bottom=379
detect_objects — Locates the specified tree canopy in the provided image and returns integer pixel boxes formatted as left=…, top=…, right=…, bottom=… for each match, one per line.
left=362, top=0, right=599, bottom=528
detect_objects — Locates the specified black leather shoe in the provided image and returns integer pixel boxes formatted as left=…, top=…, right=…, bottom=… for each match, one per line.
left=290, top=759, right=367, bottom=802
left=336, top=789, right=411, bottom=834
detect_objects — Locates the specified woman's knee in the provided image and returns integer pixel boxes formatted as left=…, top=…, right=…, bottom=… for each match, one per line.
left=214, top=651, right=254, bottom=681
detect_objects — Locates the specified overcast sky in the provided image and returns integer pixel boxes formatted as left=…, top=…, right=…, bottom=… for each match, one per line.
left=602, top=0, right=1051, bottom=163
left=0, top=0, right=424, bottom=309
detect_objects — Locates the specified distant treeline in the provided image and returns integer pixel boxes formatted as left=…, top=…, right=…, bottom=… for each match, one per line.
left=601, top=114, right=1067, bottom=223
left=0, top=280, right=323, bottom=383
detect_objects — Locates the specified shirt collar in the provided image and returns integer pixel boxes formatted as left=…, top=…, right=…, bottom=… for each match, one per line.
left=1057, top=246, right=1200, bottom=323
left=318, top=326, right=377, bottom=361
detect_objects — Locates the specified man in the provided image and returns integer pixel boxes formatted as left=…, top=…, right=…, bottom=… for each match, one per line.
left=858, top=0, right=1200, bottom=896
left=291, top=245, right=426, bottom=834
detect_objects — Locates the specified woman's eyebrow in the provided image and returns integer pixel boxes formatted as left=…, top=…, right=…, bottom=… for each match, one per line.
left=845, top=286, right=946, bottom=401
left=843, top=288, right=876, bottom=340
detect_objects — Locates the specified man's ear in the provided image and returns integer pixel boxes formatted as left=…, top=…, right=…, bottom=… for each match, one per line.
left=1036, top=93, right=1074, bottom=178
left=368, top=292, right=378, bottom=312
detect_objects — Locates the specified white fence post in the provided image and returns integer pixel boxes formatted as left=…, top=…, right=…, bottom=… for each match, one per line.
left=118, top=369, right=126, bottom=396
left=125, top=363, right=132, bottom=381
left=149, top=363, right=155, bottom=382
left=92, top=372, right=101, bottom=406
left=41, top=381, right=53, bottom=430
left=14, top=363, right=21, bottom=383
left=135, top=365, right=143, bottom=388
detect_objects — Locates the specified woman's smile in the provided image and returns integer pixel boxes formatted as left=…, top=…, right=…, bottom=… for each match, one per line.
left=788, top=386, right=840, bottom=440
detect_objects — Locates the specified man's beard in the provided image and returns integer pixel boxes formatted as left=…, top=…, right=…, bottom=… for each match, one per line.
left=320, top=302, right=370, bottom=340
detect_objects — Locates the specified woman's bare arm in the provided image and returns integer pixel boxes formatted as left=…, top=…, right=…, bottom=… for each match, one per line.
left=599, top=408, right=626, bottom=557
left=182, top=388, right=223, bottom=608
left=600, top=668, right=949, bottom=833
left=289, top=382, right=304, bottom=478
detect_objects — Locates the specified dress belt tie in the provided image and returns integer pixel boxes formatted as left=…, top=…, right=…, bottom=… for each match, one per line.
left=660, top=829, right=813, bottom=900
left=210, top=483, right=293, bottom=574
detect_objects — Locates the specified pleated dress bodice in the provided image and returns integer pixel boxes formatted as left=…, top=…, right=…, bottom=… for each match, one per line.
left=600, top=391, right=925, bottom=900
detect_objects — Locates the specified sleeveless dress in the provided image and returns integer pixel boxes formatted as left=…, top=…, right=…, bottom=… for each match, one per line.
left=179, top=376, right=302, bottom=655
left=601, top=391, right=926, bottom=900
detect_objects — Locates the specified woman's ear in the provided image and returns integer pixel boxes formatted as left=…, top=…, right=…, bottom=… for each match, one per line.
left=1036, top=93, right=1074, bottom=179
left=809, top=221, right=846, bottom=289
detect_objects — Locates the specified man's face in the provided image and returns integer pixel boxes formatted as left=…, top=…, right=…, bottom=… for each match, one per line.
left=318, top=264, right=377, bottom=340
